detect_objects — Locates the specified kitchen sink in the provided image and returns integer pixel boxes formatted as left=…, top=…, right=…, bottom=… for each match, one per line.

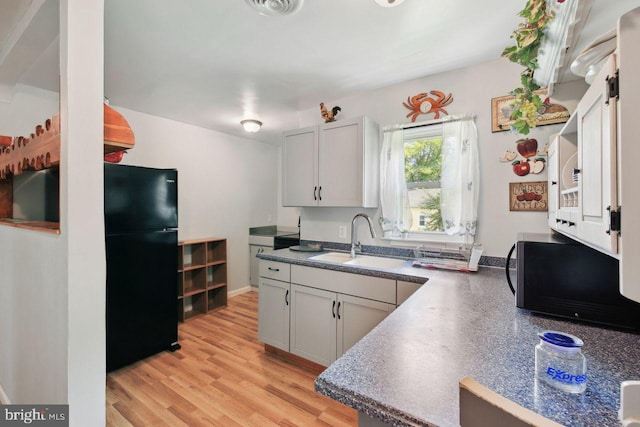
left=309, top=252, right=407, bottom=269
left=344, top=256, right=407, bottom=269
left=309, top=252, right=353, bottom=263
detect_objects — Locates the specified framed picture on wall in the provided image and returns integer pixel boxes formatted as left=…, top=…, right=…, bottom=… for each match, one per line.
left=509, top=181, right=548, bottom=212
left=491, top=89, right=570, bottom=132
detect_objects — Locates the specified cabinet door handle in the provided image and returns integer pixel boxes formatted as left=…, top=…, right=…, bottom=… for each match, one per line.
left=551, top=181, right=557, bottom=185
left=313, top=186, right=317, bottom=201
left=268, top=267, right=280, bottom=272
left=337, top=301, right=341, bottom=320
left=285, top=289, right=289, bottom=306
left=332, top=300, right=336, bottom=318
left=318, top=186, right=322, bottom=201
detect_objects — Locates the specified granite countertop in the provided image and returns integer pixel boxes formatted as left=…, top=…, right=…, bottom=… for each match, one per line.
left=257, top=247, right=432, bottom=284
left=249, top=226, right=300, bottom=246
left=259, top=248, right=640, bottom=425
left=249, top=225, right=300, bottom=237
left=314, top=267, right=640, bottom=427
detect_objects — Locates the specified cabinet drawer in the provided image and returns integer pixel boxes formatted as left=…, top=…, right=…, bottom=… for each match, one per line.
left=291, top=265, right=395, bottom=304
left=259, top=260, right=291, bottom=282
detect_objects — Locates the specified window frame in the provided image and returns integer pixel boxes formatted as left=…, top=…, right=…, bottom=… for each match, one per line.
left=383, top=122, right=466, bottom=246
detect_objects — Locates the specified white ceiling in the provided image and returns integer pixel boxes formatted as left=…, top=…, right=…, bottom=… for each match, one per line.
left=1, top=0, right=640, bottom=143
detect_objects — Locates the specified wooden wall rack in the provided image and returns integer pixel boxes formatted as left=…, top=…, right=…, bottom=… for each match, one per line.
left=0, top=103, right=136, bottom=232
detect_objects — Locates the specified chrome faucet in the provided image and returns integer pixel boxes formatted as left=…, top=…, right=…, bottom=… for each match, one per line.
left=351, top=213, right=377, bottom=258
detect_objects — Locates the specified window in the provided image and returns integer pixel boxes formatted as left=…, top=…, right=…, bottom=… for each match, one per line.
left=380, top=115, right=479, bottom=245
left=404, top=124, right=444, bottom=233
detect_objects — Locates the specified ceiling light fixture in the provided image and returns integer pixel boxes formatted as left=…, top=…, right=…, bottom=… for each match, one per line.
left=245, top=0, right=304, bottom=16
left=374, top=0, right=405, bottom=7
left=241, top=119, right=263, bottom=133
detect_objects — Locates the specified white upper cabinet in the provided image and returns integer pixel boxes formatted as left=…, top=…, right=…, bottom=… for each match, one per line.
left=576, top=54, right=618, bottom=254
left=548, top=115, right=578, bottom=232
left=546, top=138, right=559, bottom=229
left=548, top=7, right=640, bottom=303
left=617, top=7, right=640, bottom=303
left=550, top=41, right=618, bottom=255
left=282, top=126, right=318, bottom=206
left=282, top=116, right=380, bottom=207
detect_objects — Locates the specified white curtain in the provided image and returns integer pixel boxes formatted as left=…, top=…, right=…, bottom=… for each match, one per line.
left=440, top=114, right=479, bottom=240
left=380, top=125, right=412, bottom=234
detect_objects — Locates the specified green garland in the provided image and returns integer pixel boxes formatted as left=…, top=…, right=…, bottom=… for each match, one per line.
left=502, top=0, right=554, bottom=135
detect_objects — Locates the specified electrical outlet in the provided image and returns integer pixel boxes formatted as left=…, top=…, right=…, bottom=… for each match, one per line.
left=339, top=226, right=347, bottom=238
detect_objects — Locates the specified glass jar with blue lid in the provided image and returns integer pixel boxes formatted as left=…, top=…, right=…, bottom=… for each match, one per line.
left=535, top=330, right=587, bottom=393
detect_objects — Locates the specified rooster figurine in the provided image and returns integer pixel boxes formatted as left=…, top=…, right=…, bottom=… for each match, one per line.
left=320, top=103, right=341, bottom=123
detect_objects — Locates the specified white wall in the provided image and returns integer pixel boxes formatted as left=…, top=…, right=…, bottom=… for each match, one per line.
left=0, top=75, right=65, bottom=407
left=292, top=58, right=588, bottom=257
left=0, top=85, right=59, bottom=136
left=0, top=2, right=107, bottom=426
left=0, top=231, right=68, bottom=404
left=115, top=107, right=280, bottom=292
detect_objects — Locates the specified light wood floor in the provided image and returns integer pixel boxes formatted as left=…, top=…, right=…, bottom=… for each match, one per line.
left=106, top=291, right=357, bottom=426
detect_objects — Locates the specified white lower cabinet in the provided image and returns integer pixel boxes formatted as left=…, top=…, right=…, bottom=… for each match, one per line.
left=397, top=281, right=423, bottom=305
left=258, top=260, right=398, bottom=367
left=290, top=283, right=395, bottom=367
left=336, top=294, right=395, bottom=357
left=257, top=261, right=291, bottom=351
left=289, top=264, right=396, bottom=367
left=250, top=244, right=271, bottom=287
left=258, top=277, right=290, bottom=351
left=290, top=284, right=337, bottom=366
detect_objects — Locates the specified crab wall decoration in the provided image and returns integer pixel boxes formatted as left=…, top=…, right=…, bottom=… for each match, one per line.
left=402, top=90, right=453, bottom=122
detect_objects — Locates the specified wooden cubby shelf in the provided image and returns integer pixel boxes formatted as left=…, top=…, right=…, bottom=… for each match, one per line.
left=177, top=238, right=228, bottom=322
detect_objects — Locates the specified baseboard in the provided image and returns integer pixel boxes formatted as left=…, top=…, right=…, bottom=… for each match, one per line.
left=228, top=286, right=252, bottom=298
left=0, top=381, right=10, bottom=404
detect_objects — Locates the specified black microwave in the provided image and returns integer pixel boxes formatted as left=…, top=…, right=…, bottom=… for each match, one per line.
left=506, top=232, right=640, bottom=331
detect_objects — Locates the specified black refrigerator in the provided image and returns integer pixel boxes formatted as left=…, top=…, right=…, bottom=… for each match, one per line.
left=105, top=163, right=180, bottom=372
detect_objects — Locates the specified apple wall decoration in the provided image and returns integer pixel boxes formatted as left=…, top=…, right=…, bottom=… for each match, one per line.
left=512, top=160, right=531, bottom=176
left=516, top=137, right=538, bottom=158
left=506, top=137, right=546, bottom=176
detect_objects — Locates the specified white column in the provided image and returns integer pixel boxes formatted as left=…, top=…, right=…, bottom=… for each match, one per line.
left=59, top=0, right=106, bottom=425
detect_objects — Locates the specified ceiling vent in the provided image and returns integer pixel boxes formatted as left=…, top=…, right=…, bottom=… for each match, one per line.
left=374, top=0, right=405, bottom=7
left=245, top=0, right=304, bottom=16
